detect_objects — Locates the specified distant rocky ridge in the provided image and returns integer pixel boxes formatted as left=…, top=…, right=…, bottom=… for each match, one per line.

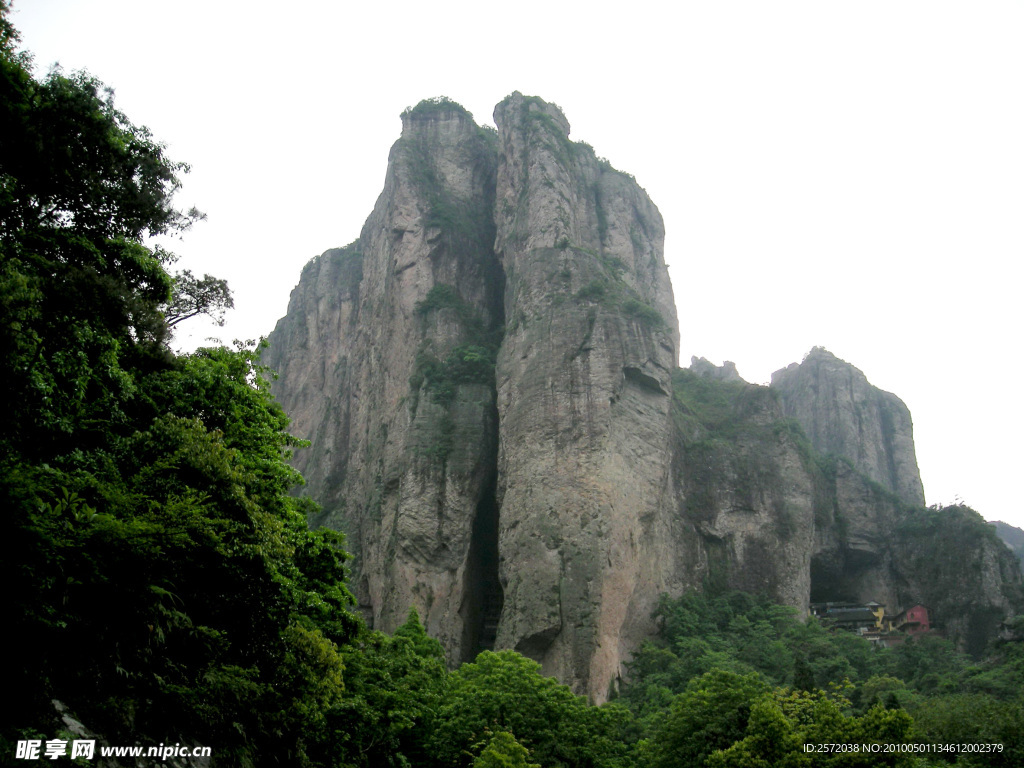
left=991, top=521, right=1024, bottom=567
left=771, top=347, right=925, bottom=506
left=689, top=356, right=743, bottom=382
left=266, top=94, right=1022, bottom=701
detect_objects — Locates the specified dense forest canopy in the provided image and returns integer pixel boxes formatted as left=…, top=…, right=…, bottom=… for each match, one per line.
left=3, top=5, right=1023, bottom=766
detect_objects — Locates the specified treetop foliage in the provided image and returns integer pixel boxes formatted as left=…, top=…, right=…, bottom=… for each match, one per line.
left=164, top=268, right=234, bottom=328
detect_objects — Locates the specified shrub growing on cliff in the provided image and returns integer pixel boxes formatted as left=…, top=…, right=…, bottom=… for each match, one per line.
left=416, top=283, right=480, bottom=326
left=621, top=297, right=664, bottom=328
left=402, top=96, right=473, bottom=121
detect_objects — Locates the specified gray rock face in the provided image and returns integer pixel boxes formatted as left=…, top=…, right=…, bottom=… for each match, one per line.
left=671, top=369, right=1022, bottom=657
left=672, top=375, right=816, bottom=611
left=267, top=95, right=1020, bottom=700
left=490, top=93, right=681, bottom=696
left=268, top=95, right=683, bottom=697
left=770, top=347, right=925, bottom=506
left=266, top=102, right=503, bottom=662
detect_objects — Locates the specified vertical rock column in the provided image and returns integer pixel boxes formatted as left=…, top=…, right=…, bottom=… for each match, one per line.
left=267, top=103, right=503, bottom=663
left=491, top=93, right=681, bottom=699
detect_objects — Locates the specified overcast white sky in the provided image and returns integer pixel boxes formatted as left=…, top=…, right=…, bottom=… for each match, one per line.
left=14, top=1, right=1024, bottom=529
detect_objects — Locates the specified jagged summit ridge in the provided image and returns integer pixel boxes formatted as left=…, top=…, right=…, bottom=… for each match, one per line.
left=266, top=95, right=1021, bottom=700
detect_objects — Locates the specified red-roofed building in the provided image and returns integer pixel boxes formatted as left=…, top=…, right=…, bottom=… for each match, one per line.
left=893, top=605, right=930, bottom=635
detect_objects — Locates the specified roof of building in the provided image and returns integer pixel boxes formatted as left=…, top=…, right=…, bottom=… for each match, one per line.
left=826, top=609, right=878, bottom=623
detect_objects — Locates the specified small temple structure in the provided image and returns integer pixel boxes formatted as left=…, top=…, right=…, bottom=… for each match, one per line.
left=810, top=602, right=932, bottom=647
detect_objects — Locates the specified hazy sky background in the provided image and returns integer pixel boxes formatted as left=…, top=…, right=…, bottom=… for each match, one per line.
left=14, top=1, right=1024, bottom=529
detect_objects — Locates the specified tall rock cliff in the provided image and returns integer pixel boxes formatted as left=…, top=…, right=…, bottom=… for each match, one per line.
left=489, top=94, right=681, bottom=696
left=267, top=95, right=683, bottom=694
left=266, top=100, right=504, bottom=661
left=267, top=95, right=1021, bottom=699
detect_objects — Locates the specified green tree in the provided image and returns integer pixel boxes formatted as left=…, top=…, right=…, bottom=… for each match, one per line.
left=706, top=696, right=810, bottom=768
left=394, top=606, right=447, bottom=661
left=1, top=24, right=195, bottom=463
left=794, top=656, right=816, bottom=692
left=907, top=694, right=1024, bottom=768
left=473, top=731, right=541, bottom=768
left=621, top=590, right=882, bottom=714
left=3, top=341, right=361, bottom=764
left=883, top=634, right=967, bottom=693
left=2, top=7, right=188, bottom=728
left=328, top=610, right=450, bottom=768
left=428, top=650, right=636, bottom=768
left=164, top=267, right=234, bottom=329
left=643, top=669, right=769, bottom=768
left=710, top=687, right=917, bottom=768
left=1, top=13, right=361, bottom=764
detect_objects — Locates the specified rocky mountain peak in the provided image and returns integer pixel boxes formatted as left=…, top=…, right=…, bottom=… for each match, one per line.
left=496, top=91, right=571, bottom=134
left=770, top=346, right=925, bottom=506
